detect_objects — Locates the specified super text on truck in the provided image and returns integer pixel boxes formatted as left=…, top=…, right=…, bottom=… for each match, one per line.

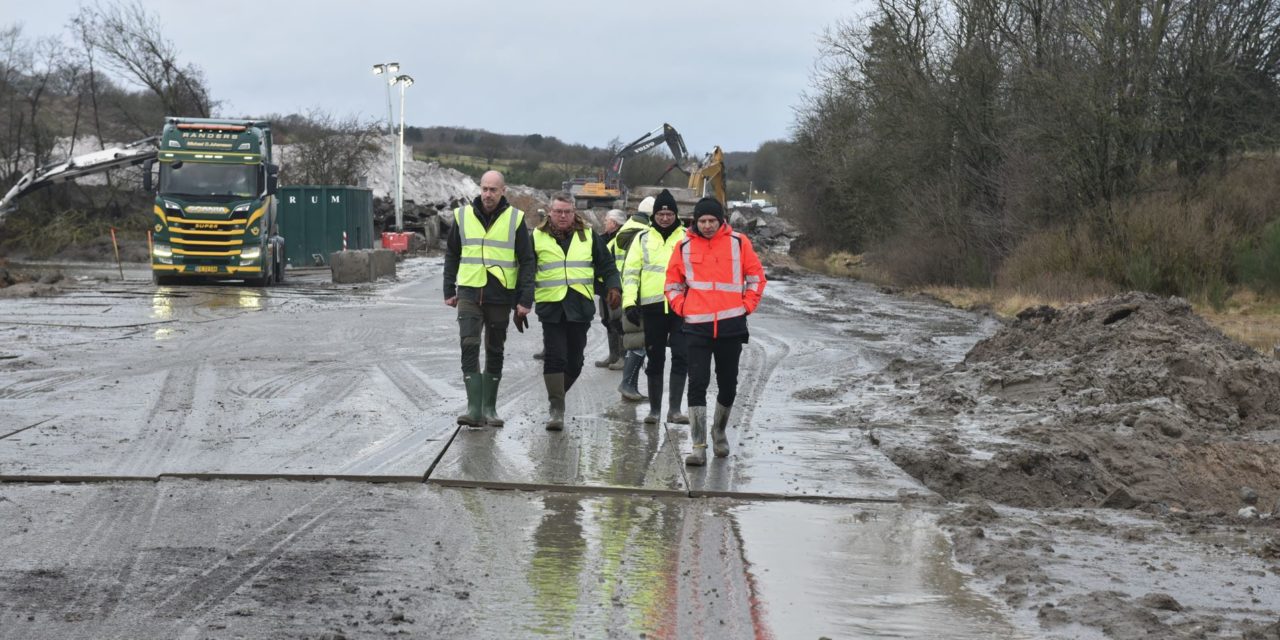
left=145, top=117, right=285, bottom=286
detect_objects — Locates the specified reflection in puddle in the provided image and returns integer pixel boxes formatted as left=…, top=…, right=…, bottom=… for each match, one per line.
left=203, top=289, right=263, bottom=311
left=151, top=291, right=174, bottom=320
left=526, top=495, right=585, bottom=635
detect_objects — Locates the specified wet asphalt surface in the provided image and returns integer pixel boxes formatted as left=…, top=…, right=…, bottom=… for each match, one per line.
left=0, top=257, right=1023, bottom=639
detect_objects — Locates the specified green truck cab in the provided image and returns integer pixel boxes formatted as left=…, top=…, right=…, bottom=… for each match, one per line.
left=146, top=117, right=285, bottom=286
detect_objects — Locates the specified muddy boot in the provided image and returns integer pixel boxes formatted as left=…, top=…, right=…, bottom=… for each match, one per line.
left=617, top=352, right=646, bottom=402
left=480, top=373, right=503, bottom=427
left=643, top=373, right=663, bottom=424
left=685, top=406, right=707, bottom=466
left=544, top=373, right=565, bottom=431
left=712, top=402, right=731, bottom=457
left=595, top=332, right=622, bottom=368
left=666, top=372, right=688, bottom=424
left=457, top=373, right=484, bottom=427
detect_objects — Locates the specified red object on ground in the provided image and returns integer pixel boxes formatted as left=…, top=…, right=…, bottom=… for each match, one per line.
left=381, top=232, right=411, bottom=253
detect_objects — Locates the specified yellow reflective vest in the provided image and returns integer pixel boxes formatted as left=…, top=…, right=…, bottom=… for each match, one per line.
left=607, top=217, right=651, bottom=273
left=454, top=204, right=524, bottom=289
left=622, top=225, right=684, bottom=312
left=533, top=228, right=595, bottom=303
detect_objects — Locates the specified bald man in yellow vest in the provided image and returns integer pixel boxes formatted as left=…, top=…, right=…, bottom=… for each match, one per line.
left=444, top=170, right=537, bottom=427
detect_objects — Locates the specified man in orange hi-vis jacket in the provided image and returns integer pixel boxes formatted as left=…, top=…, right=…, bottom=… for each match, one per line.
left=664, top=197, right=767, bottom=466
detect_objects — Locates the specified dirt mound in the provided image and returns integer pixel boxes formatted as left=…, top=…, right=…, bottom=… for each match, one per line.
left=891, top=292, right=1280, bottom=512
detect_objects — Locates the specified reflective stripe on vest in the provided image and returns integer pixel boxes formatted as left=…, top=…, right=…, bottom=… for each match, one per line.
left=672, top=231, right=748, bottom=323
left=533, top=228, right=595, bottom=303
left=633, top=227, right=682, bottom=307
left=455, top=205, right=523, bottom=289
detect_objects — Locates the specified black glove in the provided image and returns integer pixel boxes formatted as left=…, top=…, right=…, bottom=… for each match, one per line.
left=625, top=306, right=642, bottom=327
left=514, top=311, right=528, bottom=333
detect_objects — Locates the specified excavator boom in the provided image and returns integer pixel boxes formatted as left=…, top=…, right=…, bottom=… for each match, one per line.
left=0, top=137, right=159, bottom=217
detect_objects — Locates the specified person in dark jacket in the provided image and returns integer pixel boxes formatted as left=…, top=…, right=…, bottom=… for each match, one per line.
left=443, top=170, right=536, bottom=428
left=533, top=192, right=622, bottom=430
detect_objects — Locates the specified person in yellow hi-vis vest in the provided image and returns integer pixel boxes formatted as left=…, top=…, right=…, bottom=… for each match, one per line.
left=533, top=192, right=621, bottom=431
left=622, top=189, right=689, bottom=425
left=444, top=171, right=536, bottom=427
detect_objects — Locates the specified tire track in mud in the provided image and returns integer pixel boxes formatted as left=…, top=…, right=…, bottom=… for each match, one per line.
left=122, top=364, right=202, bottom=477
left=152, top=487, right=351, bottom=628
left=0, top=487, right=163, bottom=640
left=0, top=372, right=86, bottom=399
left=226, top=360, right=349, bottom=399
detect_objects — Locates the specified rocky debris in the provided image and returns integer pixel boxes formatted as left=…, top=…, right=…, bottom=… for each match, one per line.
left=890, top=292, right=1280, bottom=512
left=1242, top=486, right=1260, bottom=505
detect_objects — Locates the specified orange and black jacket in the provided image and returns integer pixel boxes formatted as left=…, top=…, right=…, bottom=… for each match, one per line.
left=664, top=223, right=766, bottom=339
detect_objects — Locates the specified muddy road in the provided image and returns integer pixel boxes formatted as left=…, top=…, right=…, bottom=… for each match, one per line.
left=0, top=258, right=1275, bottom=639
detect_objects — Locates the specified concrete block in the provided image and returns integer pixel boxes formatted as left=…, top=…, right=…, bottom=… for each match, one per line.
left=330, top=249, right=397, bottom=283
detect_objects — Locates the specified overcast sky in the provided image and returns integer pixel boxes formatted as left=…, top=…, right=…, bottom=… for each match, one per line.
left=4, top=1, right=868, bottom=153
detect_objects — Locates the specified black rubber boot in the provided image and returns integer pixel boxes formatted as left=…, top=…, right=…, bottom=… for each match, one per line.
left=481, top=373, right=503, bottom=427
left=644, top=373, right=663, bottom=424
left=457, top=373, right=484, bottom=426
left=618, top=351, right=646, bottom=401
left=544, top=373, right=565, bottom=431
left=667, top=372, right=688, bottom=424
left=712, top=402, right=731, bottom=457
left=685, top=406, right=707, bottom=466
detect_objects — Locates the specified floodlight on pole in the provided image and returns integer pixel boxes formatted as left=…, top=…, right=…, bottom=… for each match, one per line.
left=393, top=74, right=414, bottom=232
left=372, top=61, right=401, bottom=232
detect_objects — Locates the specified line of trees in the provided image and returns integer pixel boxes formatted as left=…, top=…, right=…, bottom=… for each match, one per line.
left=786, top=0, right=1280, bottom=295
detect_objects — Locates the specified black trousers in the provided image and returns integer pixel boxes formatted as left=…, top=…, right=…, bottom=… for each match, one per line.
left=542, top=320, right=590, bottom=388
left=686, top=334, right=744, bottom=408
left=457, top=299, right=510, bottom=375
left=642, top=309, right=687, bottom=378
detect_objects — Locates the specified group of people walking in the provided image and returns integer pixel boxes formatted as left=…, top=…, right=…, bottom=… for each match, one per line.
left=443, top=170, right=767, bottom=466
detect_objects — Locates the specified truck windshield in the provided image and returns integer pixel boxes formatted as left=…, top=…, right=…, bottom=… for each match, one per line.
left=160, top=162, right=259, bottom=199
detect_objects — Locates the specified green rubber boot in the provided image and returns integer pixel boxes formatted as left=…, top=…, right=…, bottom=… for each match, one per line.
left=457, top=373, right=484, bottom=427
left=481, top=373, right=504, bottom=427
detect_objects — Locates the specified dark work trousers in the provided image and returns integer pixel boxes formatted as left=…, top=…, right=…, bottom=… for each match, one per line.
left=642, top=309, right=688, bottom=378
left=457, top=299, right=511, bottom=375
left=686, top=334, right=745, bottom=408
left=542, top=320, right=591, bottom=389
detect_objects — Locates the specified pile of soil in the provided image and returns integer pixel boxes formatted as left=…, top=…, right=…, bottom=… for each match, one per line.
left=890, top=292, right=1280, bottom=513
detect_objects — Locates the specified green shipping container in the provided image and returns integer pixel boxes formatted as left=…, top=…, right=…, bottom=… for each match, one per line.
left=277, top=186, right=374, bottom=266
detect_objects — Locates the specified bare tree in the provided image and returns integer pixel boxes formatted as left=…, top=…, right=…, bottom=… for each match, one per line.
left=280, top=110, right=382, bottom=186
left=72, top=0, right=213, bottom=119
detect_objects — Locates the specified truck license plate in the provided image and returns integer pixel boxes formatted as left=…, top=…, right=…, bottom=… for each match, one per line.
left=196, top=266, right=219, bottom=273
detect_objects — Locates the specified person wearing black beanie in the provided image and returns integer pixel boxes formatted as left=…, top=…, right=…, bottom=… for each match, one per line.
left=651, top=188, right=678, bottom=223
left=665, top=196, right=767, bottom=466
left=692, top=197, right=724, bottom=234
left=621, top=188, right=691, bottom=425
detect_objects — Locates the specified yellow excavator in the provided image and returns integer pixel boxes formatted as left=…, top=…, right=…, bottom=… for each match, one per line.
left=686, top=146, right=726, bottom=207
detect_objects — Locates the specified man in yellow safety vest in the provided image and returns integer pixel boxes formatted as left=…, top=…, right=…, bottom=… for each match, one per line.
left=444, top=170, right=536, bottom=427
left=532, top=192, right=621, bottom=430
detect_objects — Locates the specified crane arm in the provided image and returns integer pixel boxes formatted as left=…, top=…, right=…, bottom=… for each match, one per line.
left=0, top=136, right=159, bottom=216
